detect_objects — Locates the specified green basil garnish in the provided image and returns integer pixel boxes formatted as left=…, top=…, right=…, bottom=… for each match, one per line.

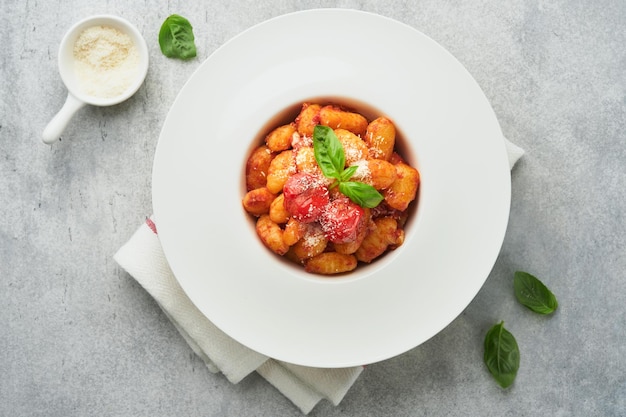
left=159, top=14, right=197, bottom=60
left=484, top=321, right=520, bottom=389
left=339, top=165, right=359, bottom=183
left=514, top=271, right=558, bottom=314
left=313, top=125, right=383, bottom=208
left=313, top=125, right=345, bottom=179
left=339, top=182, right=384, bottom=208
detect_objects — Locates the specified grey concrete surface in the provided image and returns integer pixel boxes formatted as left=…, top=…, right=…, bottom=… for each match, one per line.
left=1, top=1, right=624, bottom=416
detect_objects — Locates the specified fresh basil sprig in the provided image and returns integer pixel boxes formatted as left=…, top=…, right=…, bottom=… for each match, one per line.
left=338, top=182, right=384, bottom=208
left=514, top=271, right=558, bottom=314
left=483, top=321, right=520, bottom=389
left=313, top=125, right=383, bottom=208
left=159, top=14, right=197, bottom=60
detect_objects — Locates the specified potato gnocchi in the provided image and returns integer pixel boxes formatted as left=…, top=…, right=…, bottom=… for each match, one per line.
left=243, top=102, right=420, bottom=275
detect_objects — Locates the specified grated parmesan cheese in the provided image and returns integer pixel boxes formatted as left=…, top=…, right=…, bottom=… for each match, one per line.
left=73, top=25, right=140, bottom=98
left=344, top=145, right=365, bottom=162
left=351, top=160, right=371, bottom=180
left=301, top=224, right=325, bottom=249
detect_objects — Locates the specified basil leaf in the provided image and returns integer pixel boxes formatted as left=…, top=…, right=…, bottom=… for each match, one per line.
left=514, top=271, right=558, bottom=314
left=339, top=182, right=384, bottom=208
left=313, top=125, right=344, bottom=179
left=340, top=165, right=358, bottom=182
left=312, top=125, right=383, bottom=208
left=159, top=14, right=197, bottom=60
left=483, top=321, right=520, bottom=388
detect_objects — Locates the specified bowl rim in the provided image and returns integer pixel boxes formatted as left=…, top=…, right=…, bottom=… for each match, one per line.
left=152, top=8, right=511, bottom=367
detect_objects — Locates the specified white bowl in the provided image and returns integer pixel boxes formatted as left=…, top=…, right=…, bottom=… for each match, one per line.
left=43, top=15, right=149, bottom=144
left=58, top=14, right=149, bottom=106
left=152, top=9, right=511, bottom=367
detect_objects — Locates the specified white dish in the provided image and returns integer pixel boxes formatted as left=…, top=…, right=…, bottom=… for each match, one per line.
left=43, top=15, right=149, bottom=144
left=152, top=9, right=510, bottom=367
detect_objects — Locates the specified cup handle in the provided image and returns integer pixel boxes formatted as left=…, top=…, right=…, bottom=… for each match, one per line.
left=42, top=93, right=86, bottom=145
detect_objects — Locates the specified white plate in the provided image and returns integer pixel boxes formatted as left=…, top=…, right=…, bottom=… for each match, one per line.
left=152, top=9, right=510, bottom=367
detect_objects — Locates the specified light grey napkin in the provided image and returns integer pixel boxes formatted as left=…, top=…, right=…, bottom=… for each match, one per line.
left=114, top=217, right=363, bottom=414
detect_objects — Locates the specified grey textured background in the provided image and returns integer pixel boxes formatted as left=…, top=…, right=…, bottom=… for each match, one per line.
left=2, top=1, right=625, bottom=416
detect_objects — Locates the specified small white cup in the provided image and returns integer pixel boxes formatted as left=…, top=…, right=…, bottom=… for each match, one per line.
left=42, top=15, right=149, bottom=144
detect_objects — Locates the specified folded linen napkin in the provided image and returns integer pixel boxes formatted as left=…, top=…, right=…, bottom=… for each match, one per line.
left=114, top=138, right=523, bottom=414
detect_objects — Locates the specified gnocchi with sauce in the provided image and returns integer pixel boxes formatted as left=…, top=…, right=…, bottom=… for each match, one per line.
left=242, top=102, right=420, bottom=275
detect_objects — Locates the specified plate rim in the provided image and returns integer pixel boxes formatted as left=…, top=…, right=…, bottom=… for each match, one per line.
left=152, top=8, right=511, bottom=367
